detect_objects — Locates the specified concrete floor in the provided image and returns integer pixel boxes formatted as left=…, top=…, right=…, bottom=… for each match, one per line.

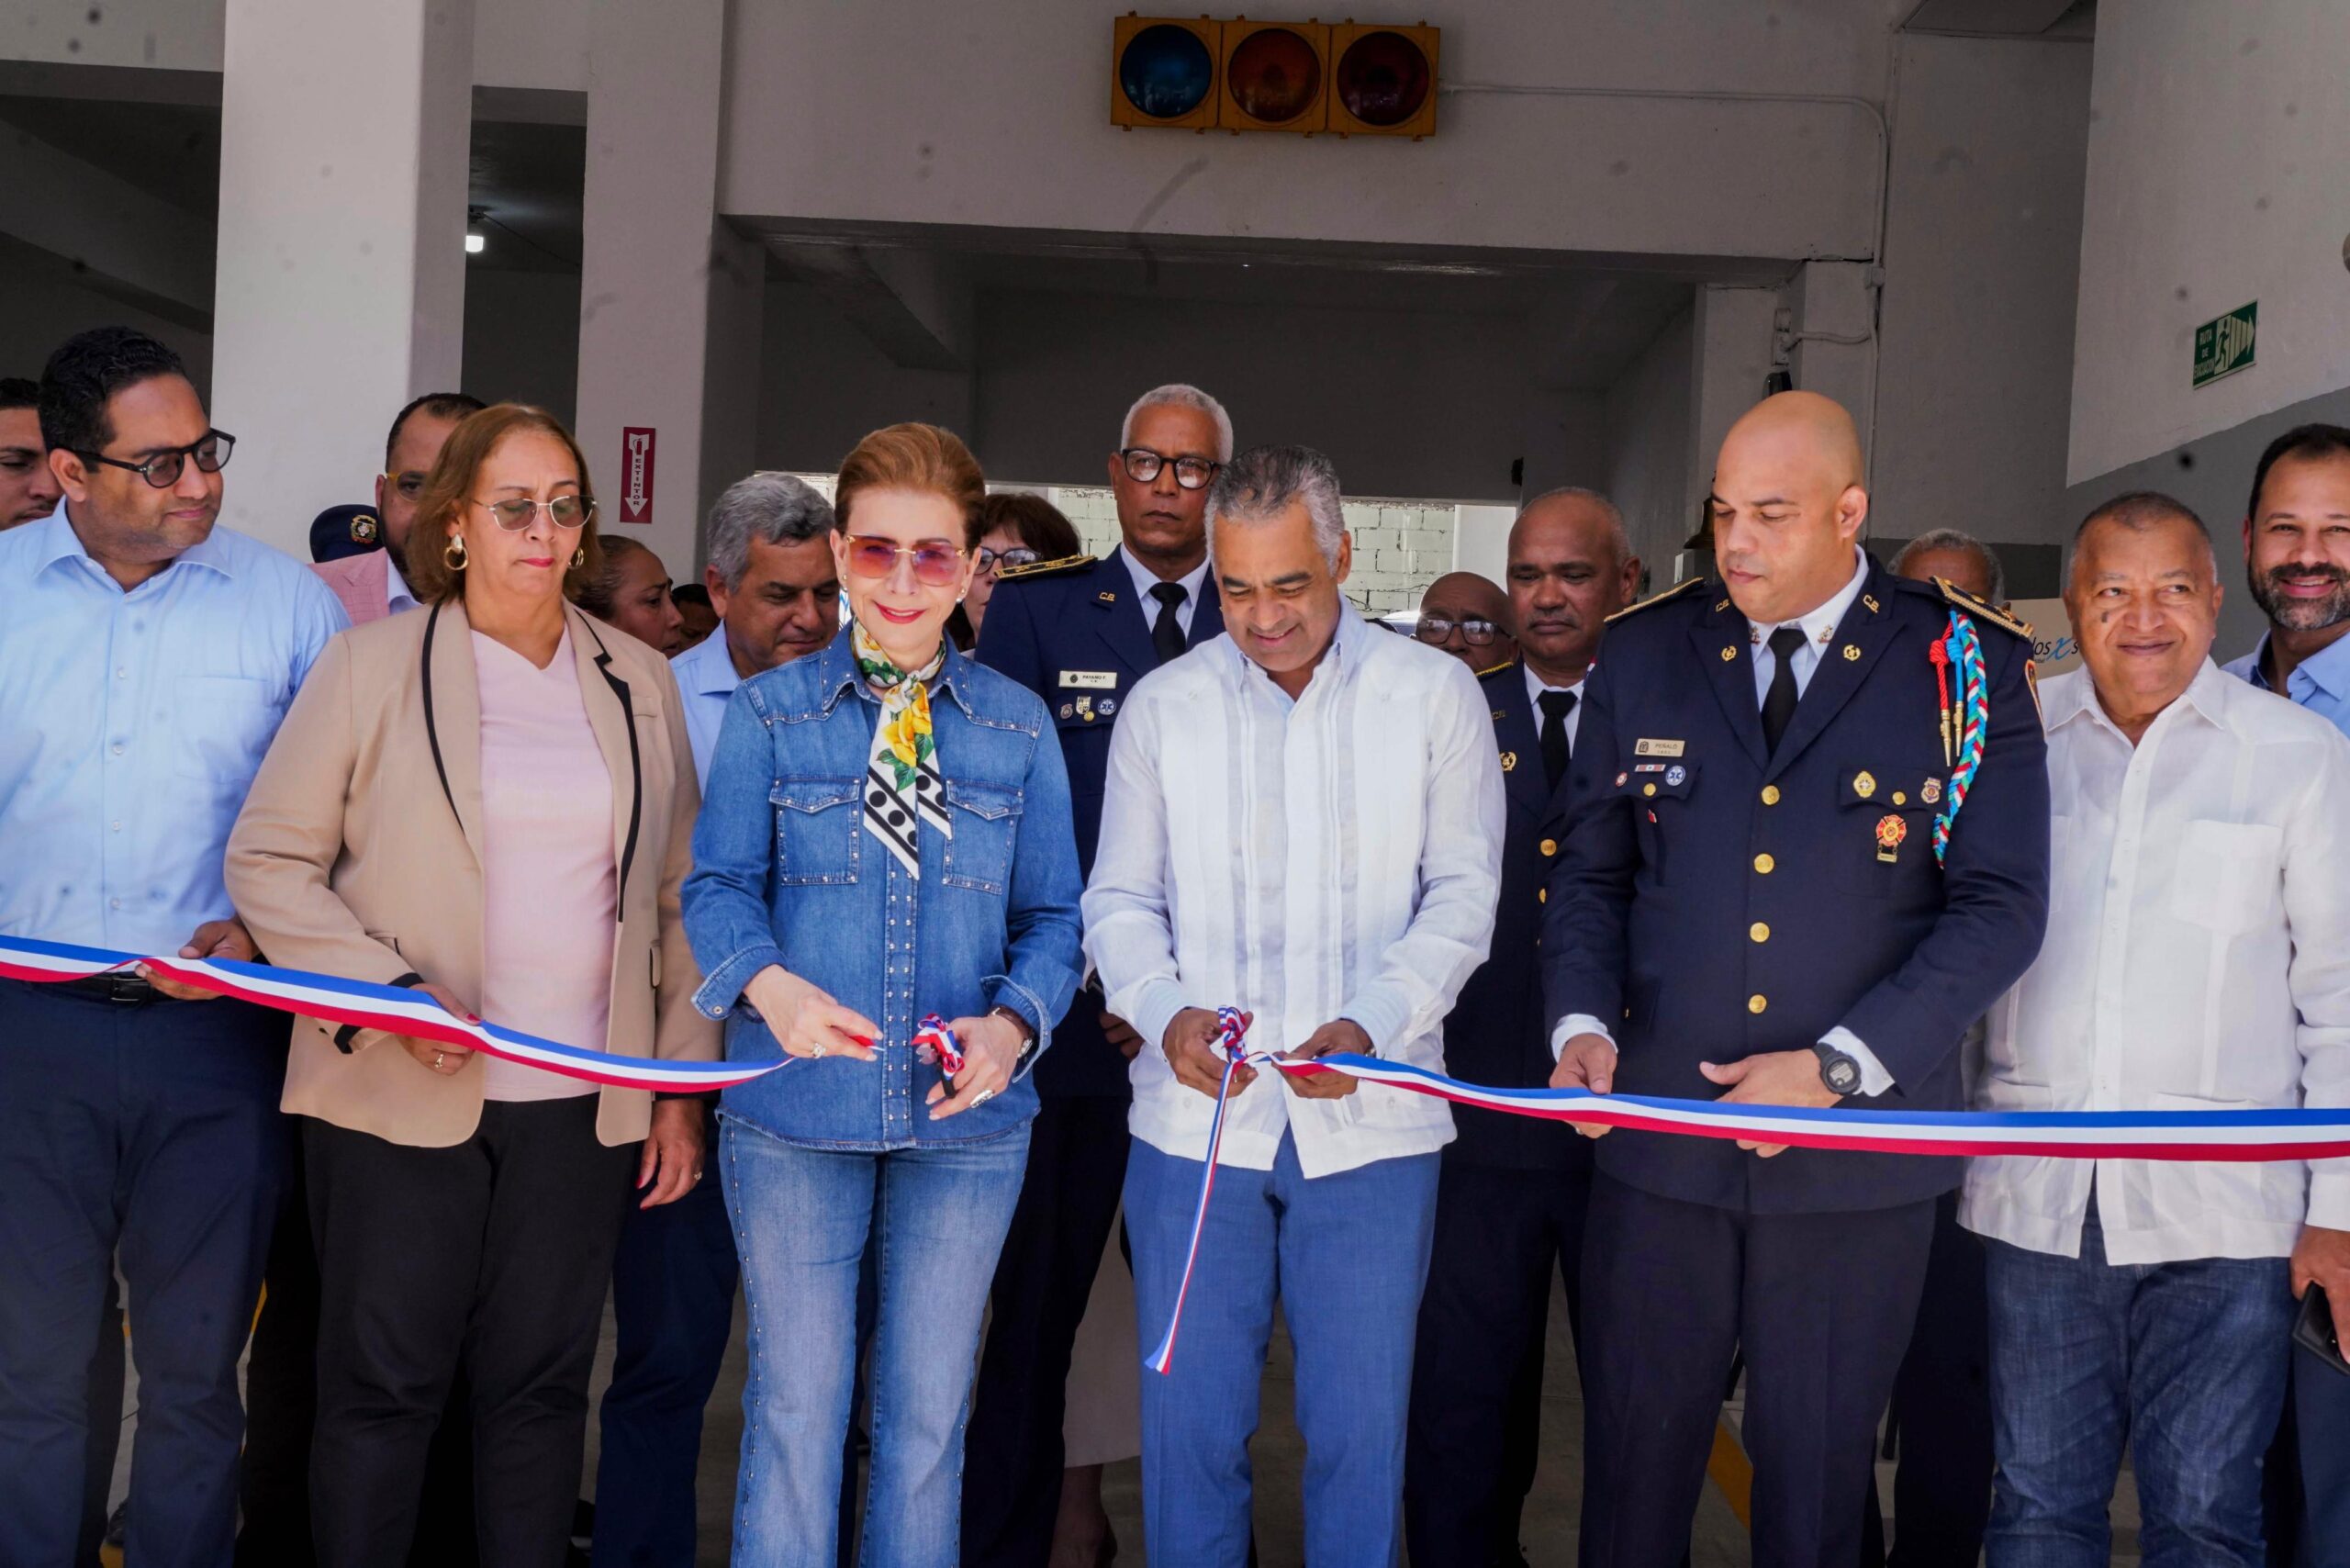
left=95, top=1273, right=2147, bottom=1564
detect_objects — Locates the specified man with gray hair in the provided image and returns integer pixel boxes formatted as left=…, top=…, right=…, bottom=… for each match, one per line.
left=1086, top=444, right=1505, bottom=1566
left=591, top=470, right=836, bottom=1565
left=1892, top=528, right=2006, bottom=606
left=668, top=472, right=840, bottom=781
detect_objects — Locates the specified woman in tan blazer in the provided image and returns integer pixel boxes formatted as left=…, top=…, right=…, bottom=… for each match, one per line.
left=225, top=404, right=715, bottom=1568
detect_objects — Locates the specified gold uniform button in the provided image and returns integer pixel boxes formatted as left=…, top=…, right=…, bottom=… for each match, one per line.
left=1748, top=993, right=1768, bottom=1014
left=1753, top=852, right=1775, bottom=874
left=1540, top=837, right=1559, bottom=857
left=1642, top=783, right=1657, bottom=798
left=1749, top=922, right=1770, bottom=943
left=1538, top=888, right=1547, bottom=903
left=1760, top=785, right=1781, bottom=806
left=1892, top=790, right=1907, bottom=806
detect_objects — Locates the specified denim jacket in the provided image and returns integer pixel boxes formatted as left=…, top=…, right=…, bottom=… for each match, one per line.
left=683, top=627, right=1084, bottom=1150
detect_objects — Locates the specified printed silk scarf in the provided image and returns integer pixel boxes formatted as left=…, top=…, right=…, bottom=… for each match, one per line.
left=855, top=620, right=952, bottom=876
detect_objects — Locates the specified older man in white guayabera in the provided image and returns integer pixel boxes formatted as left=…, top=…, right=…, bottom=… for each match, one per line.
left=1963, top=491, right=2350, bottom=1568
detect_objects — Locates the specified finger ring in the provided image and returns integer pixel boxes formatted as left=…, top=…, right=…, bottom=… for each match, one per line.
left=432, top=1051, right=445, bottom=1070
left=811, top=1041, right=826, bottom=1058
left=970, top=1087, right=996, bottom=1106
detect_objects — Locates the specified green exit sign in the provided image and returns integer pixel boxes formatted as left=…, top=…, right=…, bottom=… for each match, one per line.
left=2193, top=301, right=2257, bottom=387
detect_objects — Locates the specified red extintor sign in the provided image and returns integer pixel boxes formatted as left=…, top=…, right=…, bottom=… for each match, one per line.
left=619, top=427, right=656, bottom=524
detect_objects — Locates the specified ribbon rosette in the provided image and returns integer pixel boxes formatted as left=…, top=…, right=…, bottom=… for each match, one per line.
left=912, top=1013, right=964, bottom=1075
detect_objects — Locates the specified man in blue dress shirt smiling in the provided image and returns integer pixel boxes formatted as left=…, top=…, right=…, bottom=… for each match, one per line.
left=2225, top=423, right=2350, bottom=1568
left=0, top=327, right=345, bottom=1568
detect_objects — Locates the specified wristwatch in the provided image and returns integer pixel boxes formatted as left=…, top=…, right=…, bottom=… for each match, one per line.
left=990, top=1004, right=1039, bottom=1072
left=1811, top=1041, right=1863, bottom=1097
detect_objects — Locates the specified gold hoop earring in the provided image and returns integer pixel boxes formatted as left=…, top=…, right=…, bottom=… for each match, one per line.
left=443, top=533, right=467, bottom=571
left=570, top=546, right=586, bottom=569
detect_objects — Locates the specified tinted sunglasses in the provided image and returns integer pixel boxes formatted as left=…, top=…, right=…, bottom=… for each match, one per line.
left=845, top=534, right=967, bottom=587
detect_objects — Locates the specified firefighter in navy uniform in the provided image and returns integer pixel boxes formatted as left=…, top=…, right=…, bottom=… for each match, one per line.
left=1405, top=492, right=1640, bottom=1568
left=962, top=386, right=1230, bottom=1567
left=1542, top=393, right=2051, bottom=1568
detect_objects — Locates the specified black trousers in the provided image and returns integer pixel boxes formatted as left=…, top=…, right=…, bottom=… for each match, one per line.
left=0, top=980, right=289, bottom=1568
left=238, top=1137, right=483, bottom=1567
left=1405, top=1148, right=1595, bottom=1568
left=960, top=1096, right=1132, bottom=1567
left=1860, top=1191, right=1992, bottom=1568
left=1577, top=1173, right=1936, bottom=1568
left=305, top=1098, right=633, bottom=1568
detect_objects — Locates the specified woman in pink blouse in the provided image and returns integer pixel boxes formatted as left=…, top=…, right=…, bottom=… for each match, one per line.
left=227, top=405, right=713, bottom=1568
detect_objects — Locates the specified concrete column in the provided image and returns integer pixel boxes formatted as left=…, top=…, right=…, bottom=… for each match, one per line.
left=209, top=0, right=474, bottom=557
left=1690, top=285, right=1782, bottom=486
left=1781, top=261, right=1879, bottom=470
left=573, top=0, right=761, bottom=581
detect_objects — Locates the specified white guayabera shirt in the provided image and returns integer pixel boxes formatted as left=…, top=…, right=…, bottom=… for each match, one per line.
left=1083, top=605, right=1505, bottom=1178
left=1961, top=662, right=2350, bottom=1265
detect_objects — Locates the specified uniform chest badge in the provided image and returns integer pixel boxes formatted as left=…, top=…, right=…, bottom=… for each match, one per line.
left=1664, top=764, right=1687, bottom=787
left=1875, top=812, right=1908, bottom=864
left=1615, top=771, right=1629, bottom=786
left=1500, top=751, right=1518, bottom=773
left=1921, top=777, right=1943, bottom=805
left=1853, top=769, right=1876, bottom=799
left=1074, top=695, right=1095, bottom=720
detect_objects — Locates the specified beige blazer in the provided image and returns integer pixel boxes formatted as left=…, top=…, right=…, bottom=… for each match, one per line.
left=225, top=598, right=717, bottom=1148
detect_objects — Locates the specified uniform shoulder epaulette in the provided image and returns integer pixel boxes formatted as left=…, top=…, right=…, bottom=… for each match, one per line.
left=1603, top=575, right=1707, bottom=624
left=1930, top=577, right=2032, bottom=641
left=994, top=552, right=1096, bottom=584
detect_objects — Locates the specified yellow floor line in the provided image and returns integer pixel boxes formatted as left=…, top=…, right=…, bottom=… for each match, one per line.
left=1707, top=1415, right=1754, bottom=1528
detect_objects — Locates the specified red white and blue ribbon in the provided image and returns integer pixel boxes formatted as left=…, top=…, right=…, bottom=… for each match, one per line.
left=912, top=1014, right=964, bottom=1075
left=1143, top=1006, right=1252, bottom=1375
left=0, top=935, right=794, bottom=1093
left=1142, top=1022, right=2350, bottom=1373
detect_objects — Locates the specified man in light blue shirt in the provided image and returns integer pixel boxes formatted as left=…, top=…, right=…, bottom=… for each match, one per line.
left=0, top=327, right=344, bottom=1568
left=2226, top=422, right=2350, bottom=1568
left=593, top=470, right=836, bottom=1565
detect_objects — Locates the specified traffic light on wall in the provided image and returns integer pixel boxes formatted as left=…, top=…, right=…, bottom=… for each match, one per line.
left=1111, top=15, right=1439, bottom=139
left=1326, top=22, right=1438, bottom=137
left=1218, top=20, right=1329, bottom=132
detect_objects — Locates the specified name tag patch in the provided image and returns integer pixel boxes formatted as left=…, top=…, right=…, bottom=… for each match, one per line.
left=1634, top=738, right=1686, bottom=757
left=1059, top=670, right=1118, bottom=690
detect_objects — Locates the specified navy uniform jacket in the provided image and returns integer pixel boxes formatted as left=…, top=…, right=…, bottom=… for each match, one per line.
left=975, top=547, right=1223, bottom=1099
left=1540, top=557, right=2049, bottom=1215
left=1441, top=662, right=1584, bottom=1172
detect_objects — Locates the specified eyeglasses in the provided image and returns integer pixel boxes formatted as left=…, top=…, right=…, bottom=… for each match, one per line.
left=1416, top=615, right=1501, bottom=646
left=1118, top=447, right=1221, bottom=490
left=74, top=431, right=235, bottom=488
left=973, top=544, right=1042, bottom=576
left=384, top=469, right=430, bottom=501
left=473, top=495, right=594, bottom=531
left=845, top=534, right=968, bottom=587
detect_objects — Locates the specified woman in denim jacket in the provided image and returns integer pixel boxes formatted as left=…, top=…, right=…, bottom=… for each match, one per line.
left=682, top=424, right=1083, bottom=1566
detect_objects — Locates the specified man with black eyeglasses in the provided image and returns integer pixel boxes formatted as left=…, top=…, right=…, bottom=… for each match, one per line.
left=0, top=326, right=345, bottom=1568
left=311, top=392, right=487, bottom=625
left=963, top=383, right=1233, bottom=1568
left=1415, top=569, right=1519, bottom=675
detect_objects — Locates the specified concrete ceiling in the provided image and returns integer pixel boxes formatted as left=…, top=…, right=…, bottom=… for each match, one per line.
left=0, top=89, right=585, bottom=275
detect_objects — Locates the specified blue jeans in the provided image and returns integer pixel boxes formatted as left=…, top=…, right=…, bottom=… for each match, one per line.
left=1125, top=1130, right=1440, bottom=1568
left=1984, top=1201, right=2293, bottom=1568
left=722, top=1116, right=1029, bottom=1568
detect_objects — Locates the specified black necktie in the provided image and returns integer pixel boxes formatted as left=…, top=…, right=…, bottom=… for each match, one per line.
left=1148, top=581, right=1189, bottom=666
left=1761, top=625, right=1808, bottom=755
left=1538, top=689, right=1577, bottom=790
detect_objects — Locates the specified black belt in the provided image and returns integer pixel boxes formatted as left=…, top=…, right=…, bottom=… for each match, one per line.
left=58, top=972, right=162, bottom=1005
